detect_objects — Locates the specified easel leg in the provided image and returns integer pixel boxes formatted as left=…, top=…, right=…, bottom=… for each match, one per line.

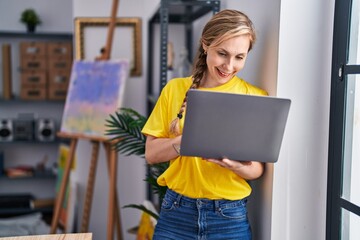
left=104, top=142, right=123, bottom=240
left=81, top=141, right=100, bottom=232
left=50, top=139, right=78, bottom=233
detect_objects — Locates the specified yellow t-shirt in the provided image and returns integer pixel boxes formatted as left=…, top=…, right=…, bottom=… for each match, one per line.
left=142, top=76, right=268, bottom=200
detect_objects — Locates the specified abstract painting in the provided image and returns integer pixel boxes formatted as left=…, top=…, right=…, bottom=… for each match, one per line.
left=60, top=60, right=129, bottom=138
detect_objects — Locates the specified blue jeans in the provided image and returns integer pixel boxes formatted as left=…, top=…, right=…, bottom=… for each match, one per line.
left=153, top=189, right=252, bottom=240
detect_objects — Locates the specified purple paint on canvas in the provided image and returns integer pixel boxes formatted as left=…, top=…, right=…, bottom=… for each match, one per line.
left=60, top=59, right=129, bottom=137
left=68, top=61, right=123, bottom=105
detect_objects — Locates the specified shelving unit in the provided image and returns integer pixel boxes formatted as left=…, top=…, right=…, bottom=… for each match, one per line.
left=0, top=31, right=73, bottom=218
left=147, top=0, right=220, bottom=114
left=0, top=192, right=54, bottom=223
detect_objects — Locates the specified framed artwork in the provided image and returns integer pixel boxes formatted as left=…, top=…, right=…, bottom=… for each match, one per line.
left=60, top=60, right=129, bottom=139
left=74, top=17, right=142, bottom=76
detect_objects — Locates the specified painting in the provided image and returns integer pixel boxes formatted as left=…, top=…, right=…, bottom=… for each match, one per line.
left=60, top=60, right=129, bottom=139
left=56, top=144, right=77, bottom=232
left=74, top=17, right=142, bottom=76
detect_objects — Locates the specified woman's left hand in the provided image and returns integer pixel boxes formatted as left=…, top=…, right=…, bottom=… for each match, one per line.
left=203, top=158, right=264, bottom=180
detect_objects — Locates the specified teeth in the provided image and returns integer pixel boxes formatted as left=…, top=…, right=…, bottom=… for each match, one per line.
left=218, top=68, right=229, bottom=77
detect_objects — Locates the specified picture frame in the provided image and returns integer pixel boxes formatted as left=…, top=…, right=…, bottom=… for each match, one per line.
left=74, top=17, right=142, bottom=76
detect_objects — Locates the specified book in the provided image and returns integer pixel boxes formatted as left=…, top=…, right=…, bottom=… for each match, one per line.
left=30, top=198, right=55, bottom=209
left=2, top=44, right=12, bottom=99
left=0, top=194, right=34, bottom=209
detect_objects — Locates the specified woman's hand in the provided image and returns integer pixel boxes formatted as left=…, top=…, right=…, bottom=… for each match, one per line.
left=145, top=135, right=182, bottom=164
left=203, top=158, right=264, bottom=180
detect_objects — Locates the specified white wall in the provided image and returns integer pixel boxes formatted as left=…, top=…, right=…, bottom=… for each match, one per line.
left=272, top=0, right=335, bottom=239
left=0, top=0, right=73, bottom=32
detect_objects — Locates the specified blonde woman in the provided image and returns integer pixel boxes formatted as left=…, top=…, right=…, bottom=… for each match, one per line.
left=142, top=9, right=267, bottom=240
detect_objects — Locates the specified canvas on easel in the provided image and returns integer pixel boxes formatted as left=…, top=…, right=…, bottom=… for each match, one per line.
left=51, top=1, right=126, bottom=239
left=60, top=59, right=129, bottom=138
left=52, top=59, right=129, bottom=239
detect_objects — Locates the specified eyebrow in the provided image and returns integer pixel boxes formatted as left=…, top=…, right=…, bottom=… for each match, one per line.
left=218, top=48, right=247, bottom=57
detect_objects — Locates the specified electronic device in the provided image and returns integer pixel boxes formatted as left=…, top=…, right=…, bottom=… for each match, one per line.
left=36, top=118, right=56, bottom=141
left=0, top=119, right=13, bottom=141
left=180, top=89, right=291, bottom=163
left=13, top=119, right=34, bottom=141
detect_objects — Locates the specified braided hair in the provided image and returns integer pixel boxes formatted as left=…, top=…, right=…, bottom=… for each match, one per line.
left=169, top=9, right=256, bottom=135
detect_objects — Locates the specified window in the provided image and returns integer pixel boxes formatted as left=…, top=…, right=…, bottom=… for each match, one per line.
left=327, top=0, right=360, bottom=239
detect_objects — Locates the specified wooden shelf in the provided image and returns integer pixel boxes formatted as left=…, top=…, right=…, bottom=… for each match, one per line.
left=0, top=140, right=63, bottom=144
left=0, top=98, right=65, bottom=103
left=0, top=170, right=56, bottom=180
left=0, top=207, right=53, bottom=217
left=0, top=31, right=72, bottom=40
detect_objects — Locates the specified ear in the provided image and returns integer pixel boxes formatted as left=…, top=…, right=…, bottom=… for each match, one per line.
left=202, top=42, right=208, bottom=53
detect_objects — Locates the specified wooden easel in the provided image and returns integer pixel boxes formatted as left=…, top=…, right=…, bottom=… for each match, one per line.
left=50, top=1, right=123, bottom=240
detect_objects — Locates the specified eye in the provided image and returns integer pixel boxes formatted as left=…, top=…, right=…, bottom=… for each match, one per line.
left=218, top=51, right=227, bottom=57
left=236, top=55, right=245, bottom=60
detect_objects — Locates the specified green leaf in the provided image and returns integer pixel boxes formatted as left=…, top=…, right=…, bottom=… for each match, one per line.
left=105, top=108, right=169, bottom=206
left=105, top=108, right=146, bottom=157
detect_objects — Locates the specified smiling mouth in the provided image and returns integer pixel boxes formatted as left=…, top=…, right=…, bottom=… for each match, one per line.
left=216, top=68, right=231, bottom=78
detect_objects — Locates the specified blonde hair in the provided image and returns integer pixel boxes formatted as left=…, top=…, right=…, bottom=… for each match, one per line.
left=169, top=9, right=256, bottom=135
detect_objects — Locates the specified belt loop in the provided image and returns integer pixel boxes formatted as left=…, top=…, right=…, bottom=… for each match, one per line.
left=175, top=191, right=182, bottom=207
left=214, top=200, right=220, bottom=212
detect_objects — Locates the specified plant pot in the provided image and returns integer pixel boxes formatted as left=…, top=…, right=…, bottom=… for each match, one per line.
left=27, top=24, right=36, bottom=33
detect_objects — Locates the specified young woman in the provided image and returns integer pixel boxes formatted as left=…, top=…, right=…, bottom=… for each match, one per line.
left=142, top=9, right=267, bottom=240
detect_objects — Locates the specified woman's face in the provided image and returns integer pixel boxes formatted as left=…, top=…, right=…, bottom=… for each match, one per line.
left=203, top=34, right=250, bottom=88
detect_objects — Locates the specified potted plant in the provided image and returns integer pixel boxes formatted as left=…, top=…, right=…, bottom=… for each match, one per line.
left=20, top=9, right=42, bottom=33
left=105, top=108, right=169, bottom=219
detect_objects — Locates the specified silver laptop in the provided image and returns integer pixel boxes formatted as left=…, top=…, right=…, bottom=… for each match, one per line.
left=180, top=89, right=291, bottom=163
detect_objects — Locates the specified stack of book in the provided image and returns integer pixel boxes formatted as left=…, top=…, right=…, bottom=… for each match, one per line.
left=0, top=194, right=54, bottom=216
left=0, top=194, right=34, bottom=210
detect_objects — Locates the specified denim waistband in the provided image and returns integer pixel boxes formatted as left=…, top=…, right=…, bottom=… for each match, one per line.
left=166, top=189, right=247, bottom=211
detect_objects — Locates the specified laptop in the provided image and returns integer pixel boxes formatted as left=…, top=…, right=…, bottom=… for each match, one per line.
left=180, top=89, right=291, bottom=163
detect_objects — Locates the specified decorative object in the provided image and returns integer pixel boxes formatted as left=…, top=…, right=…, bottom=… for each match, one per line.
left=167, top=42, right=174, bottom=82
left=174, top=46, right=192, bottom=78
left=106, top=108, right=169, bottom=219
left=20, top=9, right=42, bottom=33
left=61, top=60, right=129, bottom=138
left=74, top=17, right=142, bottom=76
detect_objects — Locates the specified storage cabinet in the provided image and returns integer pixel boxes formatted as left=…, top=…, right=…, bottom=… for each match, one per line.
left=0, top=31, right=72, bottom=218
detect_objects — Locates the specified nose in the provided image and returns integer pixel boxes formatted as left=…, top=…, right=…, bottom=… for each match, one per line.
left=222, top=59, right=234, bottom=71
